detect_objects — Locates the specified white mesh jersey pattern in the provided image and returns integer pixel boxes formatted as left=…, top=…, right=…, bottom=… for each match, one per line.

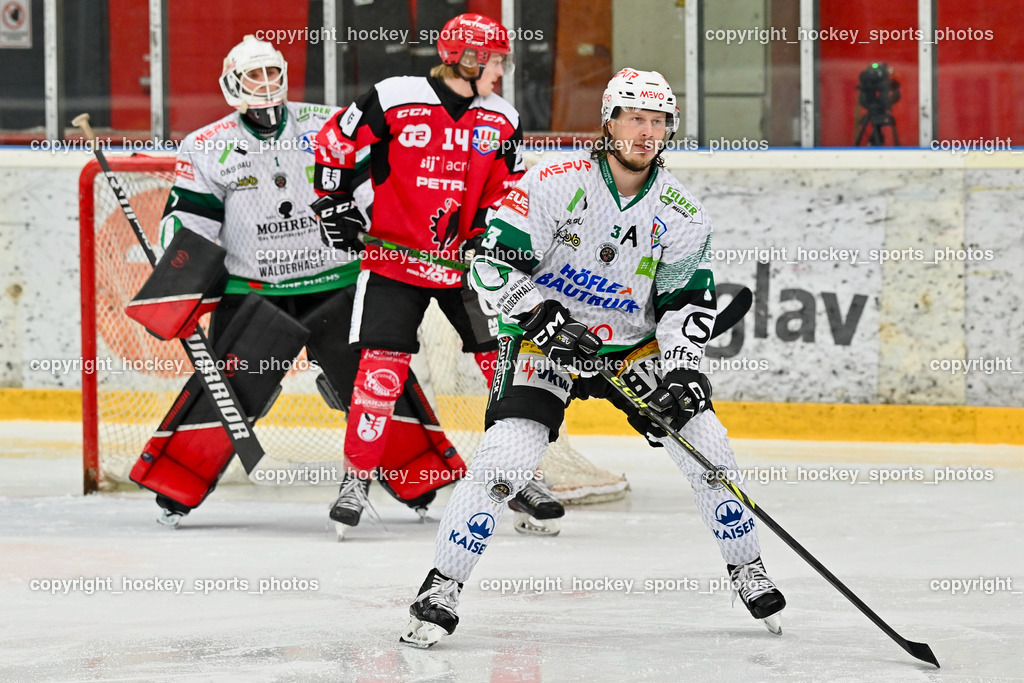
left=434, top=418, right=551, bottom=582
left=485, top=149, right=713, bottom=350
left=660, top=411, right=761, bottom=566
left=163, top=101, right=353, bottom=284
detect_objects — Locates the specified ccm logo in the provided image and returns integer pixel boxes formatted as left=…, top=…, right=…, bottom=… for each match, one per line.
left=171, top=250, right=190, bottom=268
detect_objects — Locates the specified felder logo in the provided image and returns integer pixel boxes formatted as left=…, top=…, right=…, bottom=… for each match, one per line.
left=399, top=124, right=431, bottom=147
left=659, top=187, right=698, bottom=217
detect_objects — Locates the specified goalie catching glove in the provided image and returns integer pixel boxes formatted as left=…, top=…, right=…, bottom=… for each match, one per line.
left=311, top=193, right=366, bottom=253
left=647, top=368, right=713, bottom=430
left=516, top=300, right=603, bottom=374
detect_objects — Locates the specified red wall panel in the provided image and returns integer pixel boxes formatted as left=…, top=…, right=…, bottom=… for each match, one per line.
left=108, top=0, right=309, bottom=135
left=936, top=5, right=1024, bottom=143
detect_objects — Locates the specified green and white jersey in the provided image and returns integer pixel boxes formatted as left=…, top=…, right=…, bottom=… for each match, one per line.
left=160, top=101, right=361, bottom=295
left=470, top=149, right=716, bottom=369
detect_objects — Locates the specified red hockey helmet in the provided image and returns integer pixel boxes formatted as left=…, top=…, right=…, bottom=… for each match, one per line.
left=437, top=13, right=512, bottom=75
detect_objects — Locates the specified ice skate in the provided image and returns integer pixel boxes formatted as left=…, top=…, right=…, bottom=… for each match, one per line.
left=728, top=556, right=786, bottom=635
left=329, top=473, right=371, bottom=540
left=157, top=509, right=184, bottom=528
left=400, top=568, right=463, bottom=648
left=508, top=478, right=564, bottom=536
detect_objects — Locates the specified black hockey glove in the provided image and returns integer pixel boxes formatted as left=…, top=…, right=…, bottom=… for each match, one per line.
left=647, top=368, right=713, bottom=431
left=517, top=300, right=603, bottom=374
left=460, top=233, right=485, bottom=264
left=311, top=193, right=366, bottom=253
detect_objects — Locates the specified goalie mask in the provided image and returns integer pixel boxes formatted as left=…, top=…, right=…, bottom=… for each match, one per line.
left=220, top=35, right=288, bottom=130
left=601, top=68, right=679, bottom=135
left=437, top=13, right=514, bottom=81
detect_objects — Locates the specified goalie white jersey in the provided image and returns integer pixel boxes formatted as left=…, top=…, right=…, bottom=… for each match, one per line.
left=470, top=149, right=717, bottom=368
left=160, top=101, right=358, bottom=294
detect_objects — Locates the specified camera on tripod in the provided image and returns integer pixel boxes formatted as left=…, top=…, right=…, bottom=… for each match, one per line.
left=854, top=62, right=901, bottom=146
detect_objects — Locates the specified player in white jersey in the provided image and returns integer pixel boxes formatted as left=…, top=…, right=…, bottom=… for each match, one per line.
left=400, top=69, right=785, bottom=647
left=128, top=36, right=467, bottom=529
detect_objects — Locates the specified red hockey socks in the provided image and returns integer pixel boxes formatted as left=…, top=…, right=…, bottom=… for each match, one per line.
left=344, top=348, right=412, bottom=471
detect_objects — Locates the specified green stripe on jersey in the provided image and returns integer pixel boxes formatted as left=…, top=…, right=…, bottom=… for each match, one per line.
left=224, top=261, right=360, bottom=295
left=487, top=218, right=538, bottom=270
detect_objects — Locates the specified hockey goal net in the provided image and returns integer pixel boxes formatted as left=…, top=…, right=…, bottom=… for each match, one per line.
left=79, top=155, right=627, bottom=504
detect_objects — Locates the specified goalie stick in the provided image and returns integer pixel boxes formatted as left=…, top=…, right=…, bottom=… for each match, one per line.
left=74, top=113, right=265, bottom=474
left=598, top=368, right=940, bottom=668
left=360, top=234, right=753, bottom=341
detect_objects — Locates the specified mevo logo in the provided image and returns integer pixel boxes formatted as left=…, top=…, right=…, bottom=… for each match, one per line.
left=640, top=90, right=666, bottom=100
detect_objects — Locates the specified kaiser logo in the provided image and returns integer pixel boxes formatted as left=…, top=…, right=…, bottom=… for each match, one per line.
left=502, top=188, right=529, bottom=217
left=714, top=500, right=756, bottom=540
left=357, top=413, right=387, bottom=442
left=449, top=511, right=494, bottom=554
left=399, top=124, right=431, bottom=148
left=467, top=512, right=495, bottom=540
left=472, top=125, right=501, bottom=154
left=715, top=501, right=743, bottom=527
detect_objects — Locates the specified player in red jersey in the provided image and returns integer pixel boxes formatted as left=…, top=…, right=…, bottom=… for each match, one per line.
left=312, top=13, right=565, bottom=533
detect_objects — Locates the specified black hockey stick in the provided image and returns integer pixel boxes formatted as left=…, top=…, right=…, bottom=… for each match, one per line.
left=74, top=113, right=265, bottom=473
left=361, top=234, right=752, bottom=341
left=598, top=369, right=939, bottom=668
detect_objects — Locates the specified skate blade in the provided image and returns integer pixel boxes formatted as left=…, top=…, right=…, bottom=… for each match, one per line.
left=335, top=522, right=353, bottom=541
left=762, top=612, right=783, bottom=635
left=512, top=512, right=560, bottom=537
left=399, top=617, right=447, bottom=648
left=157, top=511, right=182, bottom=528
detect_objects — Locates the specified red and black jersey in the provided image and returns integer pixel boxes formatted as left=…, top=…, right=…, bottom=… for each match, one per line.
left=314, top=76, right=524, bottom=288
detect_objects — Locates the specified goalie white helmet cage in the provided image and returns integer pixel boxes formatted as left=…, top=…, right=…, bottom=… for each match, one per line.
left=219, top=35, right=288, bottom=115
left=601, top=68, right=679, bottom=134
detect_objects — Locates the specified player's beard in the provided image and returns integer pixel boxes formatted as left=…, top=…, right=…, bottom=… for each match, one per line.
left=610, top=139, right=658, bottom=173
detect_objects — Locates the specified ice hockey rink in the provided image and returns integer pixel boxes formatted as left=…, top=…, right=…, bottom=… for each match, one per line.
left=2, top=422, right=1021, bottom=682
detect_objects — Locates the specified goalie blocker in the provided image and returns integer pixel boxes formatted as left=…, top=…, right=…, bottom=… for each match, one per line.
left=126, top=227, right=228, bottom=340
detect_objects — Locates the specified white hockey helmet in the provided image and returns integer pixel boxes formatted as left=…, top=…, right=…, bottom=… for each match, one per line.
left=219, top=35, right=288, bottom=113
left=601, top=68, right=679, bottom=134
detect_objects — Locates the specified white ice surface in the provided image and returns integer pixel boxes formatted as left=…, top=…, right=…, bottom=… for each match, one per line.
left=1, top=422, right=1022, bottom=682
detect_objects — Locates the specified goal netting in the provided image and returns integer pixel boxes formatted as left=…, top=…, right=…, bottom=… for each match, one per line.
left=79, top=155, right=628, bottom=504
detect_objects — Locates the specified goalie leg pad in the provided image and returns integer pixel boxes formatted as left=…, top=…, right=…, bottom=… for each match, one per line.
left=130, top=293, right=310, bottom=509
left=126, top=227, right=228, bottom=340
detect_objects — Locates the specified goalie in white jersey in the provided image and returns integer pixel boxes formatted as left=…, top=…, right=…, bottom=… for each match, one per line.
left=128, top=36, right=468, bottom=531
left=401, top=69, right=786, bottom=647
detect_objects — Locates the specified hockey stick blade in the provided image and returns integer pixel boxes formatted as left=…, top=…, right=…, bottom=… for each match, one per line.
left=710, top=286, right=751, bottom=340
left=74, top=113, right=265, bottom=474
left=597, top=368, right=939, bottom=668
